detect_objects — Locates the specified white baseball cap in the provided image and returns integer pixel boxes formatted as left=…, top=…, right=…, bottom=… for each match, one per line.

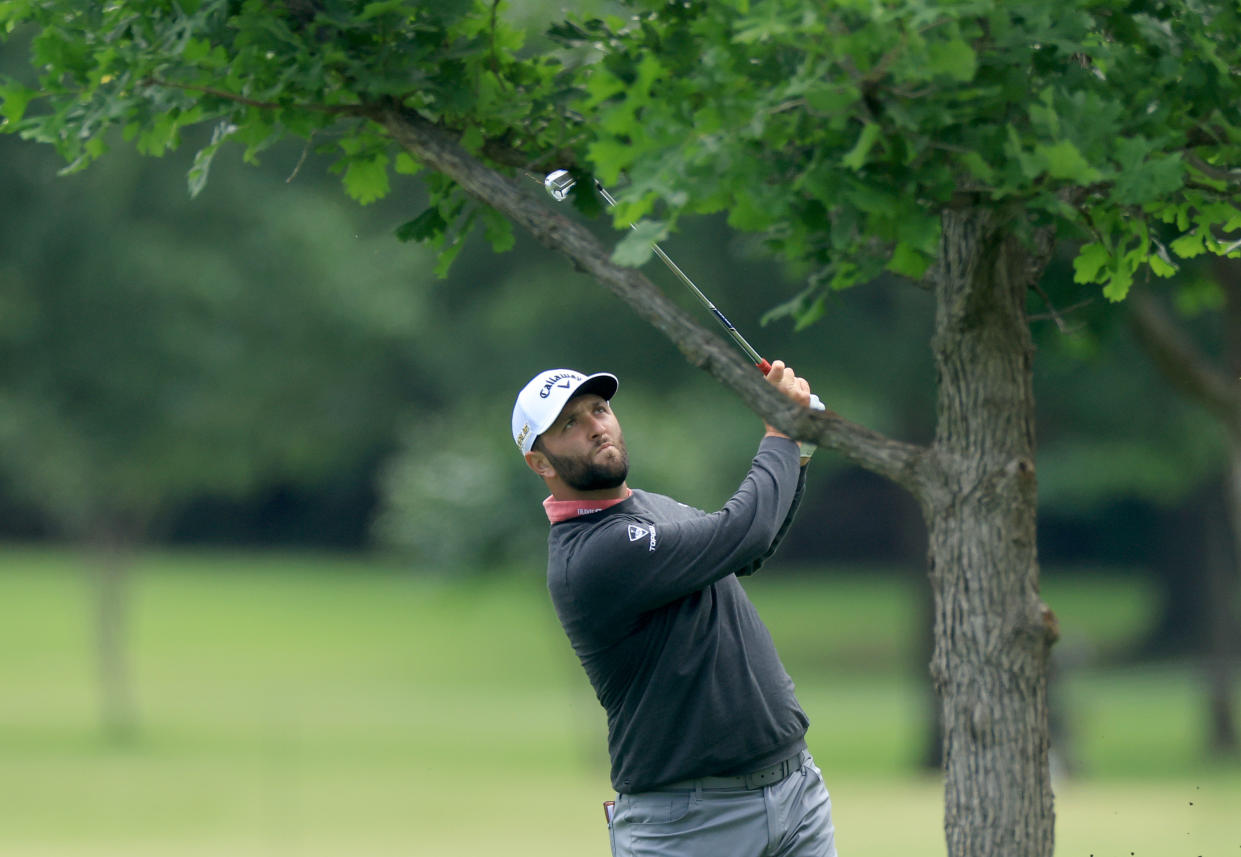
left=512, top=369, right=619, bottom=455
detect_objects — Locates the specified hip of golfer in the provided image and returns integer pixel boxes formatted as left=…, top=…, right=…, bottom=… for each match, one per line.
left=608, top=750, right=837, bottom=857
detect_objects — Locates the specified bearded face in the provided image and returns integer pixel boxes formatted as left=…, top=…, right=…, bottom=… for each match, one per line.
left=538, top=435, right=629, bottom=492
left=532, top=394, right=630, bottom=494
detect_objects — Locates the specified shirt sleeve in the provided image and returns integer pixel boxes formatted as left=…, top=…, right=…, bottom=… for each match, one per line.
left=735, top=462, right=808, bottom=578
left=566, top=435, right=802, bottom=619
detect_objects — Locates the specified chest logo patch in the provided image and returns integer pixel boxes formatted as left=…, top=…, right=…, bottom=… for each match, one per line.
left=627, top=523, right=658, bottom=551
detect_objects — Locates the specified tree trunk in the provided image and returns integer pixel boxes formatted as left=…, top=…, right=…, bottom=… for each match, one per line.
left=1213, top=266, right=1241, bottom=755
left=926, top=209, right=1057, bottom=857
left=1207, top=463, right=1239, bottom=754
left=92, top=528, right=138, bottom=741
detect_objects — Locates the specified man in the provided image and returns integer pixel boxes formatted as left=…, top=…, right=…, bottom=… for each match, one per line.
left=511, top=362, right=837, bottom=857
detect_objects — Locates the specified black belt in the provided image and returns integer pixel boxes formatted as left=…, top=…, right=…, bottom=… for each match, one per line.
left=661, top=751, right=805, bottom=791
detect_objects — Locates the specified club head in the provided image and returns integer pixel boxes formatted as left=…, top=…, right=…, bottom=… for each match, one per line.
left=544, top=169, right=577, bottom=202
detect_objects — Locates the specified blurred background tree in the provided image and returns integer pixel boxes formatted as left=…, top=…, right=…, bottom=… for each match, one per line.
left=0, top=126, right=432, bottom=734
left=1125, top=258, right=1241, bottom=755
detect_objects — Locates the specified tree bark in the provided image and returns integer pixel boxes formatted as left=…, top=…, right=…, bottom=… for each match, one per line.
left=926, top=209, right=1057, bottom=857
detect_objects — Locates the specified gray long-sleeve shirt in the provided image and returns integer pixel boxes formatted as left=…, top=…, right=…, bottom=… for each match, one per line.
left=545, top=436, right=811, bottom=793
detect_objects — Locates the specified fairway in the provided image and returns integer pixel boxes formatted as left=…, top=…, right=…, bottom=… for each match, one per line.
left=1, top=547, right=1238, bottom=856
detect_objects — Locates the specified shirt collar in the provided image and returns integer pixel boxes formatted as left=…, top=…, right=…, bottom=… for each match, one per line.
left=542, top=488, right=632, bottom=523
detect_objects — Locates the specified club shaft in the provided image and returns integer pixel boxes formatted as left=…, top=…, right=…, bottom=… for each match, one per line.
left=594, top=185, right=770, bottom=372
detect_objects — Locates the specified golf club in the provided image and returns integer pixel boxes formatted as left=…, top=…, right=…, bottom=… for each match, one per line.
left=543, top=169, right=825, bottom=413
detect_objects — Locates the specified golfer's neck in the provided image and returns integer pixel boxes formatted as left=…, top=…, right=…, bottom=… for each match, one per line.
left=549, top=481, right=630, bottom=503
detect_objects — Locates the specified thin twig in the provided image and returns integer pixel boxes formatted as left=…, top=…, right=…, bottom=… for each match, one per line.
left=1029, top=281, right=1088, bottom=333
left=286, top=133, right=313, bottom=183
left=142, top=77, right=366, bottom=116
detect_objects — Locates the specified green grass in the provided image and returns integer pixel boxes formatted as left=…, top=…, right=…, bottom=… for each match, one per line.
left=1, top=545, right=1238, bottom=856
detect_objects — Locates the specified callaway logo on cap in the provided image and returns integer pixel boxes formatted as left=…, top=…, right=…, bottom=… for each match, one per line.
left=512, top=368, right=619, bottom=455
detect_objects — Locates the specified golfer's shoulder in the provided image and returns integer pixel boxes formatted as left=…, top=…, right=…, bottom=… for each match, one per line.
left=628, top=489, right=705, bottom=519
left=551, top=495, right=660, bottom=560
left=547, top=513, right=633, bottom=600
left=549, top=503, right=632, bottom=554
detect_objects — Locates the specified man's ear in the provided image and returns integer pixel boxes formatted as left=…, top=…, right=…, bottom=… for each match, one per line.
left=525, top=449, right=556, bottom=479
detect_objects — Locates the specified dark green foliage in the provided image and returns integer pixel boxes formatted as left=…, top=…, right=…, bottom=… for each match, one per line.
left=4, top=0, right=1237, bottom=304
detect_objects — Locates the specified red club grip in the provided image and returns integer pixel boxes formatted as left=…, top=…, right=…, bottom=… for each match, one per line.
left=756, top=359, right=772, bottom=374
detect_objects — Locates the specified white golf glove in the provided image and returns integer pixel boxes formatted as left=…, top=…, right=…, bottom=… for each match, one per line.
left=799, top=394, right=827, bottom=463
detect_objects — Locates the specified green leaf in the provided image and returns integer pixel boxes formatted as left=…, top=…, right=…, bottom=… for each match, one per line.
left=841, top=122, right=881, bottom=171
left=0, top=78, right=37, bottom=125
left=358, top=0, right=407, bottom=22
left=793, top=293, right=827, bottom=331
left=395, top=207, right=447, bottom=243
left=343, top=153, right=390, bottom=205
left=1170, top=231, right=1205, bottom=259
left=136, top=112, right=178, bottom=157
left=1101, top=264, right=1133, bottom=302
left=760, top=284, right=817, bottom=327
left=582, top=66, right=626, bottom=109
left=460, top=124, right=483, bottom=154
left=803, top=83, right=859, bottom=117
left=1112, top=150, right=1184, bottom=205
left=1072, top=242, right=1110, bottom=284
left=187, top=148, right=214, bottom=198
left=842, top=181, right=897, bottom=218
left=1147, top=249, right=1177, bottom=278
left=1037, top=140, right=1102, bottom=183
left=727, top=191, right=774, bottom=231
left=236, top=117, right=276, bottom=165
left=434, top=237, right=467, bottom=278
left=610, top=221, right=667, bottom=268
left=480, top=207, right=515, bottom=253
left=927, top=39, right=977, bottom=82
left=887, top=242, right=931, bottom=279
left=732, top=8, right=794, bottom=44
left=1224, top=206, right=1241, bottom=233
left=394, top=152, right=421, bottom=176
left=187, top=120, right=236, bottom=199
left=587, top=138, right=631, bottom=185
left=959, top=151, right=995, bottom=184
left=183, top=37, right=212, bottom=64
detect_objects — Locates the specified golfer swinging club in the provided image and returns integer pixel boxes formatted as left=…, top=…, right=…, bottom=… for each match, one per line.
left=512, top=362, right=838, bottom=857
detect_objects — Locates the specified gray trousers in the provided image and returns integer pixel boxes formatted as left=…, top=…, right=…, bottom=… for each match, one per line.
left=608, top=752, right=837, bottom=857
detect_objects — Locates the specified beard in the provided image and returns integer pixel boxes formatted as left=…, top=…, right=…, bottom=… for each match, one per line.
left=542, top=440, right=629, bottom=492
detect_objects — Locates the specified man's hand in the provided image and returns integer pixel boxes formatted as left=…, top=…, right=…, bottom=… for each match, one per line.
left=762, top=361, right=825, bottom=466
left=762, top=360, right=812, bottom=436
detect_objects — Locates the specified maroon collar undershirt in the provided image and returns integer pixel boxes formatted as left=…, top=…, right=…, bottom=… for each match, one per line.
left=542, top=488, right=633, bottom=523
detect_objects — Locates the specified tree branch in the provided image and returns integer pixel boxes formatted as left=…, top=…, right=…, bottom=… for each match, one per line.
left=372, top=101, right=932, bottom=496
left=1186, top=154, right=1241, bottom=186
left=142, top=77, right=367, bottom=116
left=1129, top=289, right=1241, bottom=433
